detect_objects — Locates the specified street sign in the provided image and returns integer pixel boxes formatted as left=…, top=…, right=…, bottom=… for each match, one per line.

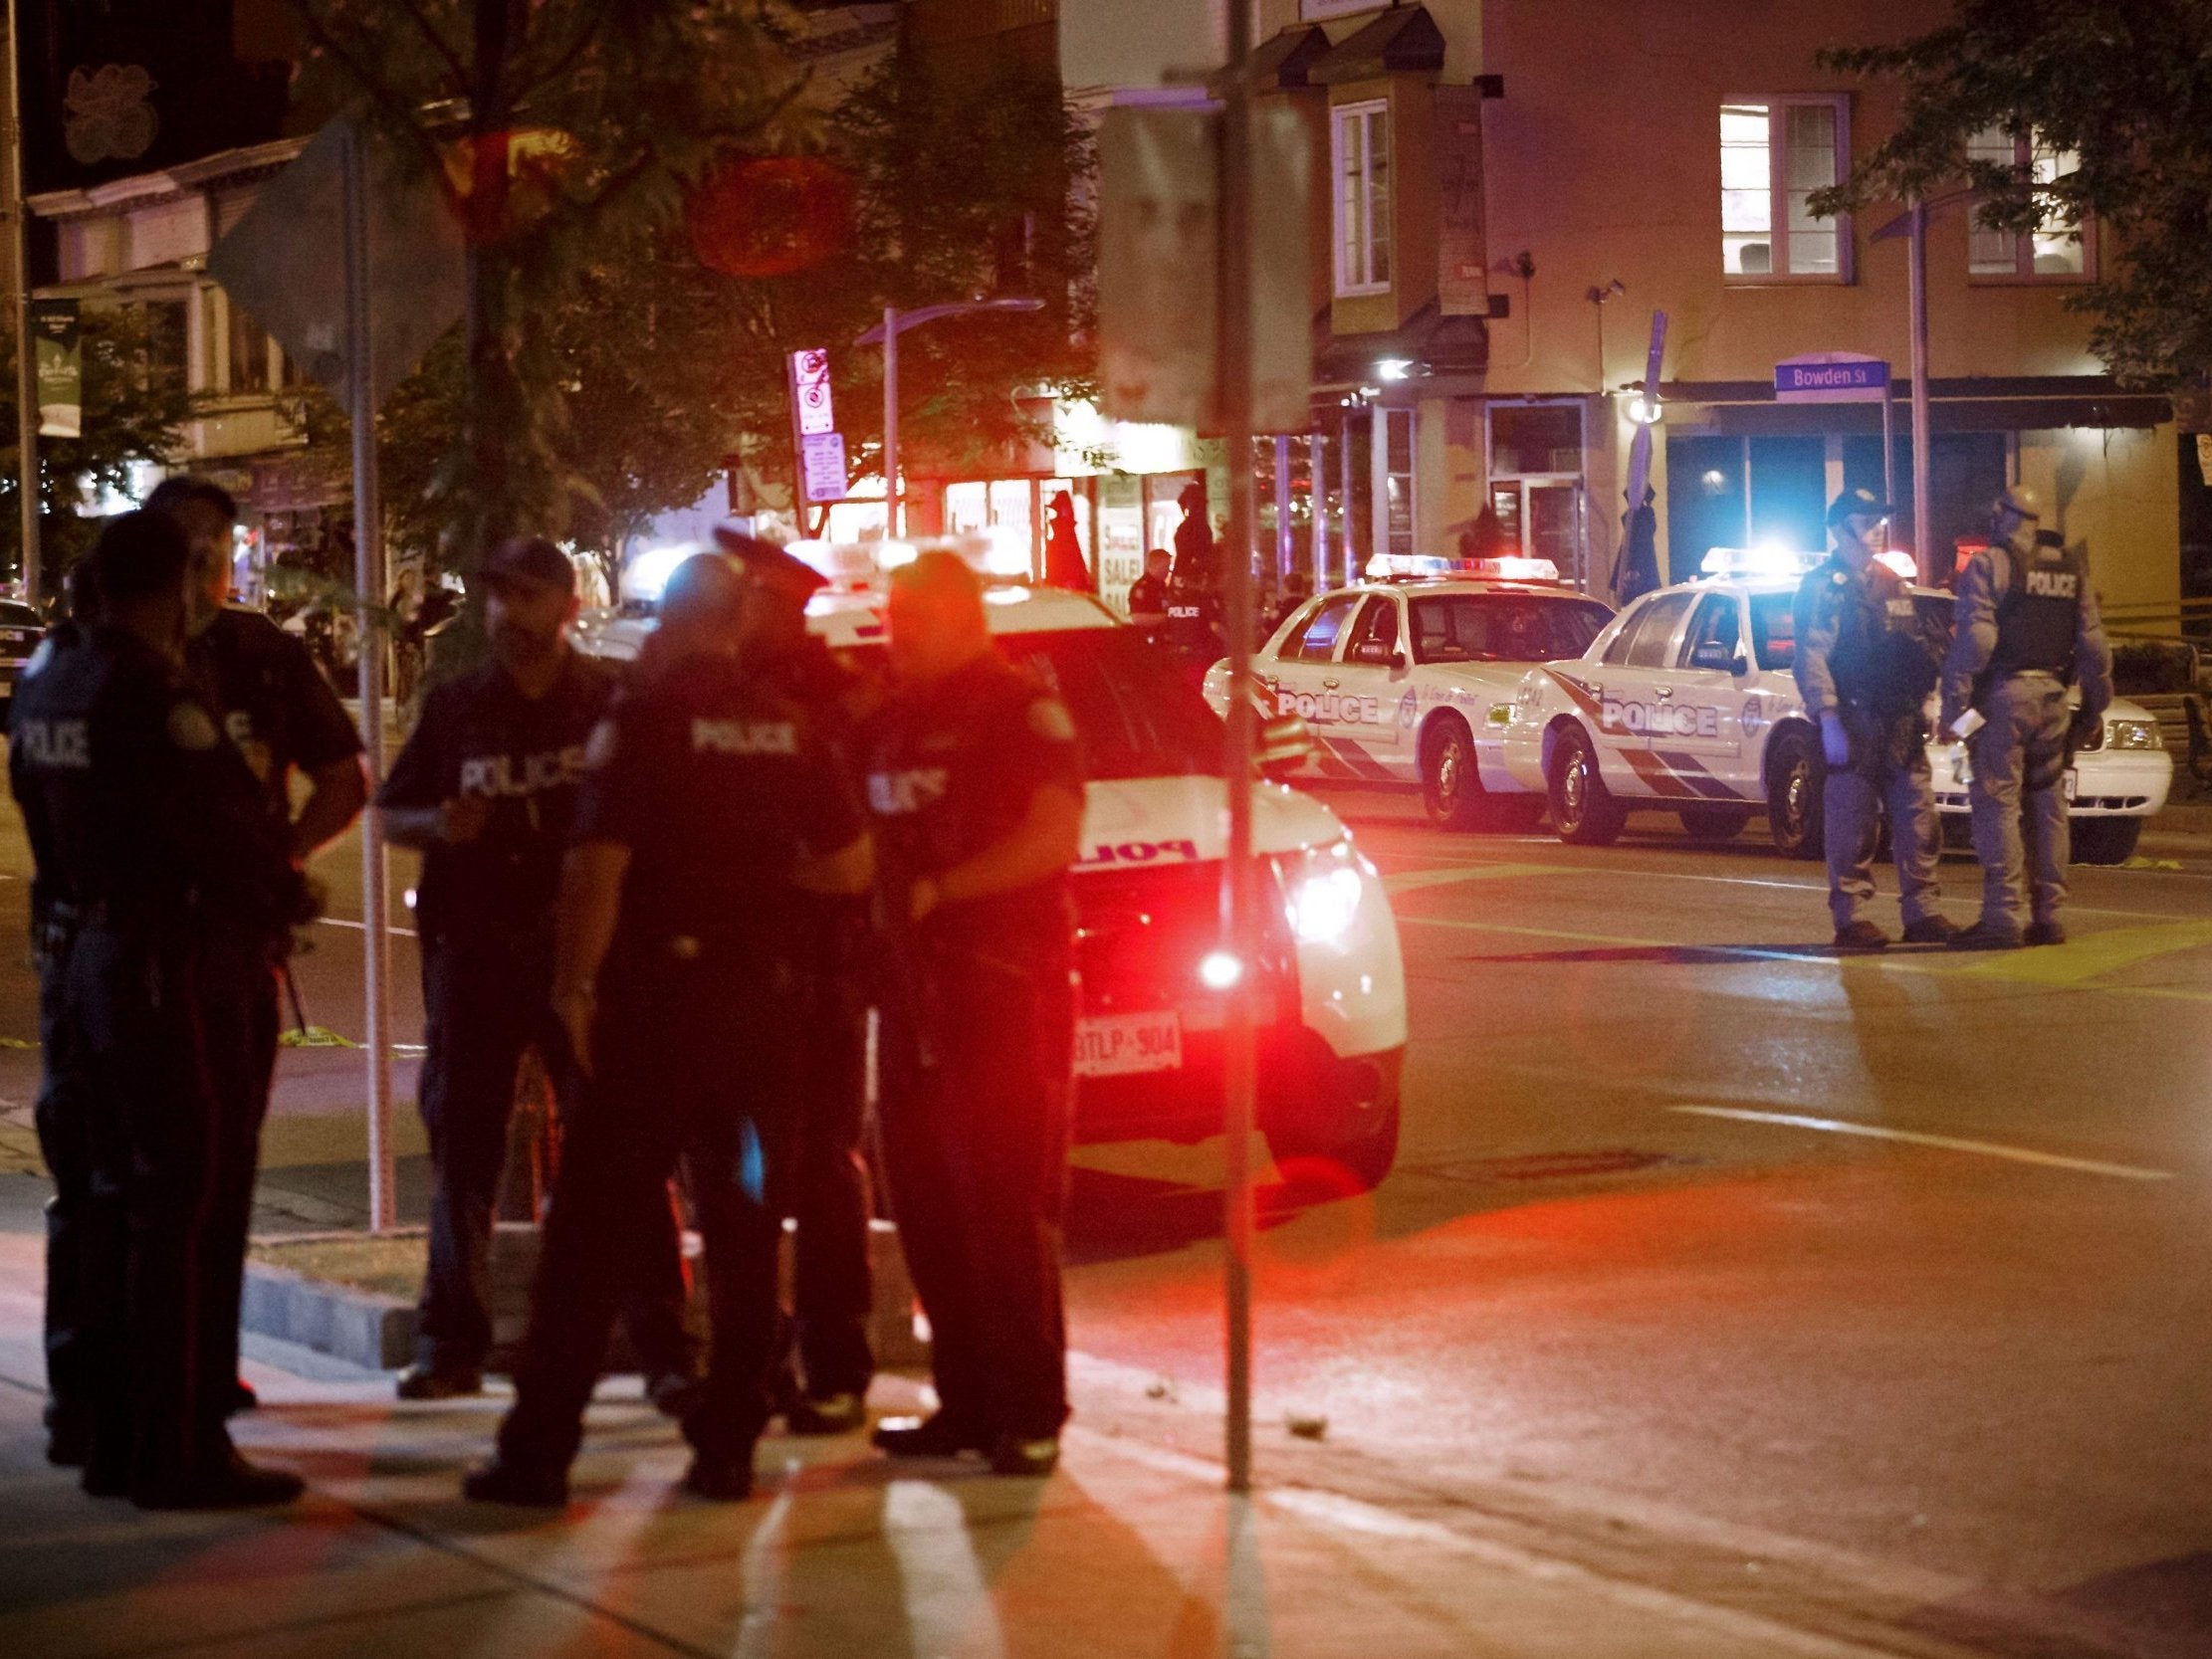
left=788, top=347, right=835, bottom=436
left=208, top=116, right=465, bottom=410
left=799, top=432, right=847, bottom=504
left=1097, top=104, right=1312, bottom=432
left=1775, top=353, right=1889, bottom=403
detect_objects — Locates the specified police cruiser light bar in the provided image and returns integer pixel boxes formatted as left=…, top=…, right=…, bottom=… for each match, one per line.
left=1698, top=543, right=1819, bottom=579
left=1363, top=552, right=1561, bottom=583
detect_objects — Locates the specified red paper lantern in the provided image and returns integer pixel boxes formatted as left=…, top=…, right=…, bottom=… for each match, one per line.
left=687, top=156, right=854, bottom=278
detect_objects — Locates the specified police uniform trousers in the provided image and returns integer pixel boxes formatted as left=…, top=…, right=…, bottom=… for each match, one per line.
left=1967, top=672, right=2073, bottom=932
left=878, top=931, right=1076, bottom=1442
left=1825, top=707, right=1943, bottom=932
left=191, top=934, right=281, bottom=1436
left=66, top=921, right=239, bottom=1489
left=785, top=935, right=874, bottom=1401
left=496, top=944, right=801, bottom=1473
left=416, top=934, right=694, bottom=1379
left=32, top=912, right=96, bottom=1446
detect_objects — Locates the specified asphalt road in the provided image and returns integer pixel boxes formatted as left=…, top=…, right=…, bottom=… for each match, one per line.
left=1, top=783, right=2209, bottom=1656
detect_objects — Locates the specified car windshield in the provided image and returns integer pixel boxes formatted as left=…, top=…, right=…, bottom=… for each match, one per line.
left=1410, top=593, right=1612, bottom=664
left=834, top=627, right=1224, bottom=781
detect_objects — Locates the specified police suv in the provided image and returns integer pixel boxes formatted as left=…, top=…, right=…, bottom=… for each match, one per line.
left=574, top=538, right=1409, bottom=1188
left=1200, top=556, right=1615, bottom=830
left=1500, top=550, right=2171, bottom=864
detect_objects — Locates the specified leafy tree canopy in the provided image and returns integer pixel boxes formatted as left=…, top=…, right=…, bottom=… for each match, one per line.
left=1814, top=0, right=2212, bottom=385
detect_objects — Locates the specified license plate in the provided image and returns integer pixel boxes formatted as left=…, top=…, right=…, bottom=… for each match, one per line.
left=1073, top=1010, right=1183, bottom=1078
left=2064, top=770, right=2078, bottom=802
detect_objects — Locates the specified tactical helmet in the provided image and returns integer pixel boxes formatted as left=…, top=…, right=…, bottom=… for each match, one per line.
left=1991, top=486, right=2042, bottom=527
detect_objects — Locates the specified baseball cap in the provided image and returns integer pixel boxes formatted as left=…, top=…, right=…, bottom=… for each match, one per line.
left=482, top=536, right=575, bottom=593
left=1826, top=487, right=1889, bottom=528
left=713, top=525, right=828, bottom=600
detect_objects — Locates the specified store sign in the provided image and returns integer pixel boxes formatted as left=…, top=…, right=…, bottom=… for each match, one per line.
left=799, top=432, right=848, bottom=505
left=1774, top=353, right=1889, bottom=403
left=31, top=299, right=81, bottom=438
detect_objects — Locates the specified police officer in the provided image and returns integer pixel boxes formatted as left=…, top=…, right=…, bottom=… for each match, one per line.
left=1161, top=571, right=1226, bottom=692
left=150, top=476, right=368, bottom=1422
left=1941, top=488, right=2113, bottom=948
left=717, top=527, right=876, bottom=1434
left=10, top=512, right=306, bottom=1506
left=378, top=536, right=697, bottom=1402
left=466, top=552, right=871, bottom=1507
left=1792, top=488, right=1955, bottom=951
left=1126, top=548, right=1173, bottom=636
left=864, top=551, right=1084, bottom=1478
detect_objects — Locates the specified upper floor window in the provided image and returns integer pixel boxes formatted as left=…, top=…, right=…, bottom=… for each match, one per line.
left=1721, top=97, right=1851, bottom=282
left=1333, top=100, right=1392, bottom=298
left=1966, top=126, right=2090, bottom=281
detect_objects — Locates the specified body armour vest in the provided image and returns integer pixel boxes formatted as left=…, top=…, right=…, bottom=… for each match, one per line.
left=1991, top=540, right=2085, bottom=675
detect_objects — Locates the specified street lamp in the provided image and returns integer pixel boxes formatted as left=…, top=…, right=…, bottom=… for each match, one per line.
left=1873, top=190, right=1973, bottom=586
left=856, top=297, right=1043, bottom=536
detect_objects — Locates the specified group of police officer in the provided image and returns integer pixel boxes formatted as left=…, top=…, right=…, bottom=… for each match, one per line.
left=14, top=485, right=367, bottom=1508
left=1793, top=483, right=2112, bottom=952
left=17, top=494, right=1086, bottom=1510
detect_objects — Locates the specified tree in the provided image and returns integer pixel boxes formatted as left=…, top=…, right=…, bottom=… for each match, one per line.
left=0, top=306, right=192, bottom=600
left=287, top=0, right=809, bottom=568
left=1813, top=0, right=2212, bottom=386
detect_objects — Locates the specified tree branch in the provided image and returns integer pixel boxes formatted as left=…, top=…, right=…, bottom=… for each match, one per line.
left=284, top=3, right=457, bottom=185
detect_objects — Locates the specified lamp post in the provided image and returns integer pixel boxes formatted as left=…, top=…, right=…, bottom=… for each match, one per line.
left=5, top=0, right=39, bottom=601
left=1873, top=190, right=1971, bottom=585
left=857, top=298, right=1043, bottom=536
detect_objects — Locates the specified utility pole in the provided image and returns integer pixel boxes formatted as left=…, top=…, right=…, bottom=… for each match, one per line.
left=1906, top=200, right=1933, bottom=585
left=858, top=298, right=1041, bottom=539
left=5, top=0, right=38, bottom=600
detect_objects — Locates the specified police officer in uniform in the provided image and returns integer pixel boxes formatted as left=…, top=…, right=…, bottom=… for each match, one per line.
left=10, top=512, right=306, bottom=1506
left=151, top=476, right=367, bottom=1421
left=1126, top=548, right=1173, bottom=637
left=1792, top=488, right=1955, bottom=951
left=378, top=537, right=697, bottom=1402
left=864, top=551, right=1085, bottom=1478
left=1161, top=572, right=1226, bottom=692
left=717, top=527, right=877, bottom=1434
left=1941, top=488, right=2113, bottom=948
left=466, top=552, right=871, bottom=1506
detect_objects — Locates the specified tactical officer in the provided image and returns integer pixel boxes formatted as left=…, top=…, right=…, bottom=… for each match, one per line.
left=1126, top=548, right=1173, bottom=635
left=1792, top=488, right=1955, bottom=951
left=151, top=476, right=367, bottom=1422
left=717, top=527, right=876, bottom=1434
left=466, top=552, right=871, bottom=1507
left=378, top=537, right=697, bottom=1402
left=864, top=551, right=1085, bottom=1478
left=10, top=512, right=306, bottom=1506
left=1941, top=488, right=2113, bottom=948
left=1161, top=573, right=1226, bottom=692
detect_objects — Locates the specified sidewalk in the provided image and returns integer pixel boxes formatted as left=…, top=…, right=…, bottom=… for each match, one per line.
left=0, top=1171, right=1961, bottom=1659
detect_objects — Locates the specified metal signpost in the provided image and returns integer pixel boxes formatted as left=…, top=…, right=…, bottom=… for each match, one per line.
left=858, top=299, right=1041, bottom=536
left=5, top=0, right=38, bottom=600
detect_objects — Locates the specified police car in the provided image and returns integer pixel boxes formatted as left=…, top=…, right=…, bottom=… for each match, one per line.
left=574, top=537, right=1410, bottom=1188
left=1199, top=556, right=1615, bottom=830
left=1499, top=549, right=2172, bottom=864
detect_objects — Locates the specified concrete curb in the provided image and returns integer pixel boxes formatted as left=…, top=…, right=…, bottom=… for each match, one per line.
left=242, top=1217, right=927, bottom=1374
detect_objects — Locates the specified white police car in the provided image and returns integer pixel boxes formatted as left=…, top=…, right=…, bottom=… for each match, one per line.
left=575, top=537, right=1410, bottom=1187
left=1500, top=550, right=2171, bottom=863
left=1199, top=556, right=1614, bottom=831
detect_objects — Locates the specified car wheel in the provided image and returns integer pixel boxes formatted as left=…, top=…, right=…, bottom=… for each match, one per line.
left=1765, top=728, right=1825, bottom=860
left=1421, top=716, right=1490, bottom=832
left=1265, top=1087, right=1401, bottom=1194
left=1548, top=726, right=1626, bottom=846
left=1678, top=805, right=1754, bottom=842
left=2071, top=816, right=2142, bottom=865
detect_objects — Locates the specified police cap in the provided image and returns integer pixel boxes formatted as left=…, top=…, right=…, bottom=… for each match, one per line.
left=87, top=510, right=191, bottom=607
left=1992, top=485, right=2043, bottom=523
left=1826, top=486, right=1889, bottom=529
left=714, top=525, right=827, bottom=602
left=482, top=535, right=575, bottom=594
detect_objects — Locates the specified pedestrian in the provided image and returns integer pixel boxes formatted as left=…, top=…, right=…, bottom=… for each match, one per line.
left=863, top=550, right=1084, bottom=1478
left=1941, top=489, right=2113, bottom=948
left=377, top=536, right=699, bottom=1404
left=1459, top=503, right=1509, bottom=563
left=1614, top=485, right=1660, bottom=605
left=1171, top=480, right=1218, bottom=591
left=1126, top=547, right=1173, bottom=635
left=1791, top=487, right=1955, bottom=951
left=149, top=476, right=369, bottom=1425
left=10, top=511, right=308, bottom=1506
left=1043, top=490, right=1091, bottom=592
left=465, top=550, right=871, bottom=1507
left=716, top=526, right=878, bottom=1435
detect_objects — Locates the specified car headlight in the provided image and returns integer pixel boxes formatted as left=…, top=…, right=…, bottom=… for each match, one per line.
left=2103, top=717, right=2162, bottom=751
left=1282, top=837, right=1367, bottom=946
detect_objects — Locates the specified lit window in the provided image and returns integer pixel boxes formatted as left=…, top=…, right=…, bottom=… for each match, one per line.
left=1720, top=98, right=1850, bottom=281
left=228, top=301, right=273, bottom=395
left=1333, top=100, right=1392, bottom=298
left=1967, top=126, right=2090, bottom=280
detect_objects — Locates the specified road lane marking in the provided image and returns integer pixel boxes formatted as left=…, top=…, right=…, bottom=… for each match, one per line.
left=1669, top=1106, right=2175, bottom=1181
left=1383, top=862, right=1571, bottom=894
left=1952, top=920, right=2212, bottom=987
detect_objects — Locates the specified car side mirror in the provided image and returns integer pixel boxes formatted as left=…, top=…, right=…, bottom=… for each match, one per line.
left=1255, top=712, right=1314, bottom=779
left=1352, top=640, right=1405, bottom=669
